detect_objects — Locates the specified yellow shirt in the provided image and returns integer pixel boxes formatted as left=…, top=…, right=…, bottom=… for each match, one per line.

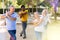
left=19, top=10, right=28, bottom=22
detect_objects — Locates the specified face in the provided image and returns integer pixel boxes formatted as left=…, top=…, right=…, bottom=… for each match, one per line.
left=42, top=9, right=47, bottom=16
left=34, top=12, right=39, bottom=18
left=10, top=7, right=15, bottom=13
left=21, top=7, right=25, bottom=11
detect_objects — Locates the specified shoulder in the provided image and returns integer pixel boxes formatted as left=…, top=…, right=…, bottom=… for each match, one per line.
left=25, top=10, right=28, bottom=12
left=14, top=12, right=17, bottom=13
left=40, top=15, right=44, bottom=19
left=14, top=12, right=17, bottom=14
left=13, top=12, right=18, bottom=16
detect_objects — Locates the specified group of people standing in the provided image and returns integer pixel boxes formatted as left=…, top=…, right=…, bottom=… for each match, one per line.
left=1, top=5, right=50, bottom=40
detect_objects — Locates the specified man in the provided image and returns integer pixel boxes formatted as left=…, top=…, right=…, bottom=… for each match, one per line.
left=19, top=5, right=28, bottom=39
left=1, top=5, right=18, bottom=40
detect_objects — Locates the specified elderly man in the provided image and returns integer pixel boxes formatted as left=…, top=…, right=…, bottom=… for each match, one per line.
left=1, top=5, right=18, bottom=40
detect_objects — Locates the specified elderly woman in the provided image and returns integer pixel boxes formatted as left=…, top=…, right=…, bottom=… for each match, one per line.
left=32, top=8, right=49, bottom=40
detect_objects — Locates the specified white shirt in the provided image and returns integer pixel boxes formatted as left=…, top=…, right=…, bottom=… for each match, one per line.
left=34, top=15, right=48, bottom=32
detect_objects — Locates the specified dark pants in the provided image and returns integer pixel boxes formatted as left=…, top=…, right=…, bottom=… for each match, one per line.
left=20, top=21, right=27, bottom=37
left=8, top=30, right=16, bottom=40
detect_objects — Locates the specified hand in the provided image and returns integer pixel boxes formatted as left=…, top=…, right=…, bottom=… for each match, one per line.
left=21, top=11, right=27, bottom=15
left=6, top=11, right=10, bottom=17
left=19, top=14, right=23, bottom=18
left=21, top=11, right=24, bottom=13
left=6, top=10, right=8, bottom=16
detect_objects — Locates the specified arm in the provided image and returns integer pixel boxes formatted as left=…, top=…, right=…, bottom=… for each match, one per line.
left=1, top=15, right=6, bottom=19
left=36, top=18, right=43, bottom=26
left=7, top=15, right=16, bottom=21
left=21, top=11, right=28, bottom=15
left=31, top=19, right=41, bottom=26
left=20, top=10, right=28, bottom=15
left=35, top=17, right=43, bottom=26
left=1, top=10, right=8, bottom=19
left=19, top=10, right=28, bottom=18
left=6, top=13, right=17, bottom=21
left=19, top=12, right=23, bottom=18
left=33, top=21, right=38, bottom=26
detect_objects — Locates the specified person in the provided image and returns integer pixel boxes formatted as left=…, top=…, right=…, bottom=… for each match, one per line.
left=19, top=5, right=28, bottom=39
left=1, top=5, right=18, bottom=40
left=32, top=8, right=49, bottom=40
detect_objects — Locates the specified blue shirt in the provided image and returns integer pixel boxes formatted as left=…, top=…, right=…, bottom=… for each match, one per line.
left=5, top=12, right=18, bottom=30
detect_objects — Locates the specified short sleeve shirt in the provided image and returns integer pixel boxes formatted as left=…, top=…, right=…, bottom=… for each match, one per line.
left=5, top=12, right=18, bottom=30
left=19, top=10, right=28, bottom=22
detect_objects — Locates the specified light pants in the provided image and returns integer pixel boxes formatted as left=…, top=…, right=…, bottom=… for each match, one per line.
left=35, top=31, right=43, bottom=40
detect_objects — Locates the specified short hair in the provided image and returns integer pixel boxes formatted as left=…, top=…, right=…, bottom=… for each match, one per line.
left=21, top=5, right=25, bottom=8
left=34, top=12, right=39, bottom=14
left=34, top=12, right=39, bottom=16
left=9, top=5, right=15, bottom=9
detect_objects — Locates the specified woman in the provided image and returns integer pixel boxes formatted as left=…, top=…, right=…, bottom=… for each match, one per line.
left=32, top=8, right=49, bottom=40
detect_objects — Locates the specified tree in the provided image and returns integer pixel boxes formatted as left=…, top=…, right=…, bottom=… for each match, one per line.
left=0, top=0, right=2, bottom=2
left=17, top=0, right=32, bottom=12
left=38, top=0, right=51, bottom=8
left=4, top=0, right=12, bottom=8
left=50, top=0, right=58, bottom=20
left=16, top=0, right=41, bottom=13
left=17, top=0, right=32, bottom=6
left=0, top=0, right=12, bottom=8
left=17, top=0, right=23, bottom=6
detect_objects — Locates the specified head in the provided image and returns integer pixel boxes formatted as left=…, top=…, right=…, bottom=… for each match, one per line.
left=21, top=5, right=25, bottom=11
left=9, top=5, right=15, bottom=13
left=34, top=12, right=39, bottom=19
left=42, top=8, right=48, bottom=16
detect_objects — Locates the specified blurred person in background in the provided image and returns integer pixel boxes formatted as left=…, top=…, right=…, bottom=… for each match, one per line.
left=19, top=5, right=28, bottom=39
left=32, top=8, right=49, bottom=40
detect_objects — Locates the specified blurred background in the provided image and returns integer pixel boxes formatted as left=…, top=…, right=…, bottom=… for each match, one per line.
left=0, top=0, right=60, bottom=40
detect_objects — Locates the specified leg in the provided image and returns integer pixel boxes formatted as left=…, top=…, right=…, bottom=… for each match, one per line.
left=35, top=31, right=42, bottom=40
left=12, top=30, right=16, bottom=40
left=8, top=30, right=16, bottom=40
left=20, top=22, right=27, bottom=39
left=20, top=22, right=24, bottom=36
left=23, top=22, right=27, bottom=37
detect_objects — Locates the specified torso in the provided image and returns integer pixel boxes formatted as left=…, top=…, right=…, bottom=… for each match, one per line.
left=19, top=10, right=28, bottom=22
left=34, top=15, right=48, bottom=32
left=6, top=12, right=17, bottom=30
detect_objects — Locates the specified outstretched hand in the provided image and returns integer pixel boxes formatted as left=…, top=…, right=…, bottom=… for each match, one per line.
left=6, top=11, right=11, bottom=17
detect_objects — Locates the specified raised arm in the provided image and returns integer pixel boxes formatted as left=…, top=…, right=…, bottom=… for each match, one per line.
left=7, top=15, right=17, bottom=21
left=6, top=13, right=17, bottom=21
left=1, top=14, right=6, bottom=19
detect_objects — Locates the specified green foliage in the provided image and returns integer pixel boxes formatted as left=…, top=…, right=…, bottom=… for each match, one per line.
left=17, top=0, right=22, bottom=5
left=38, top=1, right=51, bottom=8
left=17, top=0, right=32, bottom=6
left=0, top=0, right=2, bottom=2
left=4, top=0, right=12, bottom=8
left=0, top=0, right=12, bottom=8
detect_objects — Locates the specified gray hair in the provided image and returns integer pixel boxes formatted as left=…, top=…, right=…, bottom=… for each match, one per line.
left=34, top=12, right=39, bottom=14
left=9, top=5, right=15, bottom=9
left=42, top=9, right=48, bottom=15
left=34, top=12, right=40, bottom=17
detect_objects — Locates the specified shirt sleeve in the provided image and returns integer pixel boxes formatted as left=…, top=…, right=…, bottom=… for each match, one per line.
left=25, top=10, right=28, bottom=13
left=40, top=15, right=44, bottom=19
left=19, top=12, right=22, bottom=14
left=13, top=13, right=18, bottom=18
left=2, top=13, right=6, bottom=16
left=47, top=14, right=51, bottom=23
